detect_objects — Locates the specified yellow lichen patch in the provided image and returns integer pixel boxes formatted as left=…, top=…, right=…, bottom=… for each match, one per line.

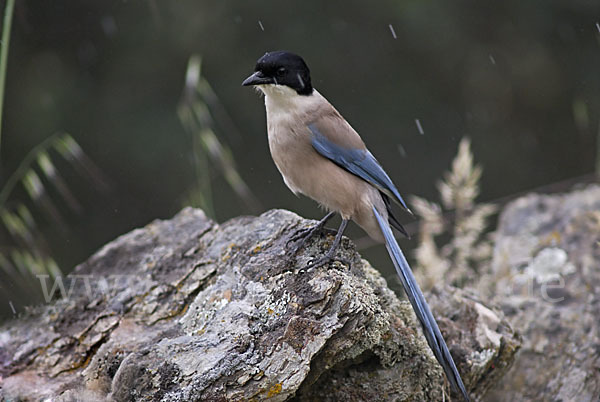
left=252, top=245, right=262, bottom=254
left=267, top=308, right=274, bottom=315
left=221, top=243, right=238, bottom=262
left=174, top=303, right=190, bottom=317
left=541, top=231, right=561, bottom=246
left=267, top=383, right=282, bottom=397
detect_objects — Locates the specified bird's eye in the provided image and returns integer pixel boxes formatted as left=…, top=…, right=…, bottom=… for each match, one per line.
left=276, top=67, right=286, bottom=76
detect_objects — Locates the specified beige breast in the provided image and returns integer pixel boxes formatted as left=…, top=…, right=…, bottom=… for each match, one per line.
left=261, top=85, right=387, bottom=242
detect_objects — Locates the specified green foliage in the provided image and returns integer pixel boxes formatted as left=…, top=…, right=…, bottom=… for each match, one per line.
left=411, top=138, right=497, bottom=289
left=0, top=133, right=104, bottom=310
left=0, top=49, right=252, bottom=317
left=1, top=1, right=109, bottom=312
left=177, top=55, right=261, bottom=217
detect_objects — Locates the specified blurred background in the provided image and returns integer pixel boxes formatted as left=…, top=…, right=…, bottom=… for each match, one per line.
left=1, top=0, right=599, bottom=320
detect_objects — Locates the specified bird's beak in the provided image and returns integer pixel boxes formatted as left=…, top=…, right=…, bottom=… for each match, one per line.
left=242, top=71, right=274, bottom=86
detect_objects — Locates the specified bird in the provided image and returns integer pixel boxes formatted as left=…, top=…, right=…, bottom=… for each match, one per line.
left=242, top=50, right=470, bottom=401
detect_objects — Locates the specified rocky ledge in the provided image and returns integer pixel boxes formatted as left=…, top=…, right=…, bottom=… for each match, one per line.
left=1, top=207, right=520, bottom=401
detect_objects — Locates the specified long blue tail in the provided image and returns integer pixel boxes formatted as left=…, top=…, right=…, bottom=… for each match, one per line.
left=373, top=207, right=470, bottom=401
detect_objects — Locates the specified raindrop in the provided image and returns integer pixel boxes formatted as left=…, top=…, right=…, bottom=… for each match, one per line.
left=388, top=24, right=397, bottom=39
left=397, top=144, right=407, bottom=157
left=415, top=119, right=424, bottom=135
left=296, top=73, right=305, bottom=88
left=9, top=301, right=16, bottom=315
left=101, top=15, right=118, bottom=37
left=258, top=20, right=265, bottom=31
left=596, top=22, right=600, bottom=33
left=489, top=54, right=496, bottom=65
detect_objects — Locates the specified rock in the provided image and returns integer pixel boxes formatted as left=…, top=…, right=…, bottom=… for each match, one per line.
left=484, top=185, right=600, bottom=401
left=0, top=208, right=517, bottom=401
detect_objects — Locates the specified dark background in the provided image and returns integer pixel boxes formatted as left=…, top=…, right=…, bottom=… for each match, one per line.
left=1, top=0, right=599, bottom=317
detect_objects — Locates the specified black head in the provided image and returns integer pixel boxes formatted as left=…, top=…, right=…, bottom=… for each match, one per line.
left=242, top=51, right=313, bottom=95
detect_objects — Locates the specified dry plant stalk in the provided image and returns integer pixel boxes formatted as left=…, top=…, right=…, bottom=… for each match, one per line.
left=178, top=55, right=261, bottom=217
left=411, top=138, right=497, bottom=289
left=1, top=133, right=107, bottom=308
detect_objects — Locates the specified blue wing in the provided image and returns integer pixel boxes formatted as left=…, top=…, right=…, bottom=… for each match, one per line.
left=308, top=123, right=411, bottom=212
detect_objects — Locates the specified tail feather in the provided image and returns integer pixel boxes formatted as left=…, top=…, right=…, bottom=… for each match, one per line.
left=373, top=207, right=470, bottom=401
left=381, top=192, right=409, bottom=238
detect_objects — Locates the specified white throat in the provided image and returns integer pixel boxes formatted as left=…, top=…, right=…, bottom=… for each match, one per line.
left=258, top=85, right=322, bottom=116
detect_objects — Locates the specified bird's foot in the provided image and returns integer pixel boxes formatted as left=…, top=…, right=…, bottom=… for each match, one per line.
left=304, top=245, right=351, bottom=270
left=304, top=220, right=350, bottom=270
left=304, top=231, right=350, bottom=269
left=286, top=226, right=322, bottom=257
left=286, top=212, right=335, bottom=255
left=286, top=225, right=320, bottom=254
left=304, top=254, right=335, bottom=270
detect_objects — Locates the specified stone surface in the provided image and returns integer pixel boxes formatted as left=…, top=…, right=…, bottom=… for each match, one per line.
left=484, top=184, right=600, bottom=401
left=0, top=208, right=517, bottom=401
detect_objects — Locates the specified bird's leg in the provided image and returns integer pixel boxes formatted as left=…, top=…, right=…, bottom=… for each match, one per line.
left=304, top=219, right=349, bottom=269
left=287, top=211, right=335, bottom=255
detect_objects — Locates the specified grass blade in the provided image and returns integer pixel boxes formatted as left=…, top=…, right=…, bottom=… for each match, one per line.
left=0, top=0, right=15, bottom=156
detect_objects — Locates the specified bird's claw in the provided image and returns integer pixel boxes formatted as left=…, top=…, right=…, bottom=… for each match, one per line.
left=286, top=223, right=327, bottom=255
left=304, top=243, right=350, bottom=270
left=304, top=255, right=351, bottom=270
left=286, top=212, right=336, bottom=255
left=287, top=225, right=315, bottom=247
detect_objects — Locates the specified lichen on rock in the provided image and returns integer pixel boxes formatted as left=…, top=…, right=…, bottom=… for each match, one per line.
left=0, top=207, right=517, bottom=401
